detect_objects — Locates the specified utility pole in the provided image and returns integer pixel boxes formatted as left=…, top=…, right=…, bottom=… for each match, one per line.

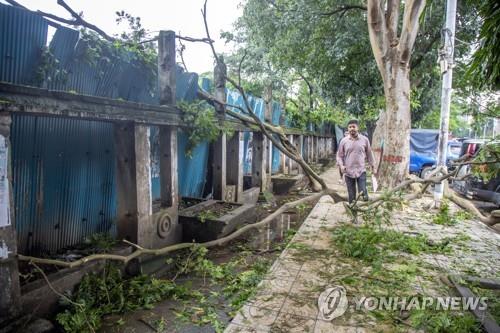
left=434, top=0, right=457, bottom=204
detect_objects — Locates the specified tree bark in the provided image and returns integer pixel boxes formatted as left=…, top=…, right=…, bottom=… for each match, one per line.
left=371, top=110, right=385, bottom=174
left=377, top=66, right=411, bottom=187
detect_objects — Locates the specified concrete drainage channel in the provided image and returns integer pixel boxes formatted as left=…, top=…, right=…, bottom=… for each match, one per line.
left=179, top=200, right=257, bottom=243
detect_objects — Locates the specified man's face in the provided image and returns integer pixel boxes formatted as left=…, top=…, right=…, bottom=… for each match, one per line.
left=348, top=123, right=359, bottom=137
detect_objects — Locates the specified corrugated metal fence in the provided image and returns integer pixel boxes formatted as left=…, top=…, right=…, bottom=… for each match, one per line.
left=12, top=115, right=116, bottom=254
left=1, top=3, right=333, bottom=254
left=1, top=4, right=208, bottom=253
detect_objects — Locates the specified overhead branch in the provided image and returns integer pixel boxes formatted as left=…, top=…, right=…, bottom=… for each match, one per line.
left=201, top=0, right=221, bottom=66
left=298, top=72, right=314, bottom=112
left=288, top=99, right=300, bottom=109
left=238, top=49, right=248, bottom=86
left=177, top=36, right=189, bottom=72
left=411, top=30, right=441, bottom=70
left=56, top=0, right=115, bottom=41
left=4, top=0, right=25, bottom=9
left=5, top=0, right=114, bottom=40
left=176, top=35, right=214, bottom=44
left=398, top=0, right=426, bottom=65
left=318, top=5, right=367, bottom=17
left=6, top=1, right=213, bottom=47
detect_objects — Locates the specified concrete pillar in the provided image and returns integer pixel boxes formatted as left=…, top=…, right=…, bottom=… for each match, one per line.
left=227, top=132, right=244, bottom=202
left=252, top=132, right=267, bottom=191
left=280, top=144, right=287, bottom=174
left=324, top=138, right=327, bottom=157
left=212, top=133, right=226, bottom=200
left=309, top=136, right=313, bottom=162
left=324, top=138, right=327, bottom=158
left=154, top=30, right=182, bottom=248
left=268, top=139, right=273, bottom=175
left=134, top=126, right=154, bottom=248
left=297, top=135, right=304, bottom=174
left=114, top=124, right=156, bottom=249
left=320, top=137, right=325, bottom=158
left=314, top=136, right=319, bottom=162
left=158, top=30, right=178, bottom=210
left=0, top=112, right=21, bottom=320
left=212, top=56, right=227, bottom=200
left=159, top=127, right=178, bottom=209
left=304, top=135, right=311, bottom=163
left=287, top=135, right=294, bottom=174
left=158, top=31, right=176, bottom=106
left=324, top=138, right=328, bottom=158
left=115, top=123, right=138, bottom=242
left=307, top=136, right=312, bottom=162
left=310, top=136, right=315, bottom=162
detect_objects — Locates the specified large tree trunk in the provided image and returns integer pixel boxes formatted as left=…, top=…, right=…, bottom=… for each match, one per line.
left=377, top=67, right=411, bottom=188
left=367, top=0, right=425, bottom=189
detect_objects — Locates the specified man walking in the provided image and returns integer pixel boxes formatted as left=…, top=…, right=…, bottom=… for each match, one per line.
left=336, top=120, right=375, bottom=203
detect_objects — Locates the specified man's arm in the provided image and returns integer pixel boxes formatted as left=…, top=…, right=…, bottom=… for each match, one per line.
left=336, top=139, right=346, bottom=170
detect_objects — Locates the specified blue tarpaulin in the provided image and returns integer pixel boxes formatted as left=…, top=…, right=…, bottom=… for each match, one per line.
left=410, top=129, right=439, bottom=155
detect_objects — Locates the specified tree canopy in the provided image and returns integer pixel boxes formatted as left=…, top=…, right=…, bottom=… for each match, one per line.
left=466, top=0, right=500, bottom=90
left=225, top=0, right=484, bottom=131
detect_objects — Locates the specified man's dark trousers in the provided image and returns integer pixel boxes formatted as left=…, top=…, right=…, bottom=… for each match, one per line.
left=345, top=172, right=368, bottom=203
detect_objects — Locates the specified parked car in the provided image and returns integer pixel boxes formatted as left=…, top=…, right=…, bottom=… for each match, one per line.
left=409, top=129, right=461, bottom=178
left=453, top=139, right=500, bottom=207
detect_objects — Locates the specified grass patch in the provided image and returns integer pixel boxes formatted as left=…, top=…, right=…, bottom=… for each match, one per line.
left=410, top=309, right=482, bottom=333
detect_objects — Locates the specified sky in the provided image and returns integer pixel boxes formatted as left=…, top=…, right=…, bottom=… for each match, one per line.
left=5, top=0, right=243, bottom=74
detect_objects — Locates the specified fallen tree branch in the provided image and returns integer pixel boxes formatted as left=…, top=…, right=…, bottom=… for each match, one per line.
left=452, top=159, right=500, bottom=166
left=201, top=0, right=328, bottom=192
left=318, top=5, right=367, bottom=17
left=18, top=191, right=330, bottom=268
left=30, top=262, right=84, bottom=308
left=445, top=190, right=498, bottom=226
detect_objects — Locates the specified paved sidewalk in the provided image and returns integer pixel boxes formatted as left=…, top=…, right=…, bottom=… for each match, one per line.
left=224, top=170, right=500, bottom=332
left=225, top=195, right=347, bottom=332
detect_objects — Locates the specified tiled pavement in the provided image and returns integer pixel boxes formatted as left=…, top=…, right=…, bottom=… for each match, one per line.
left=225, top=195, right=353, bottom=332
left=224, top=168, right=500, bottom=333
